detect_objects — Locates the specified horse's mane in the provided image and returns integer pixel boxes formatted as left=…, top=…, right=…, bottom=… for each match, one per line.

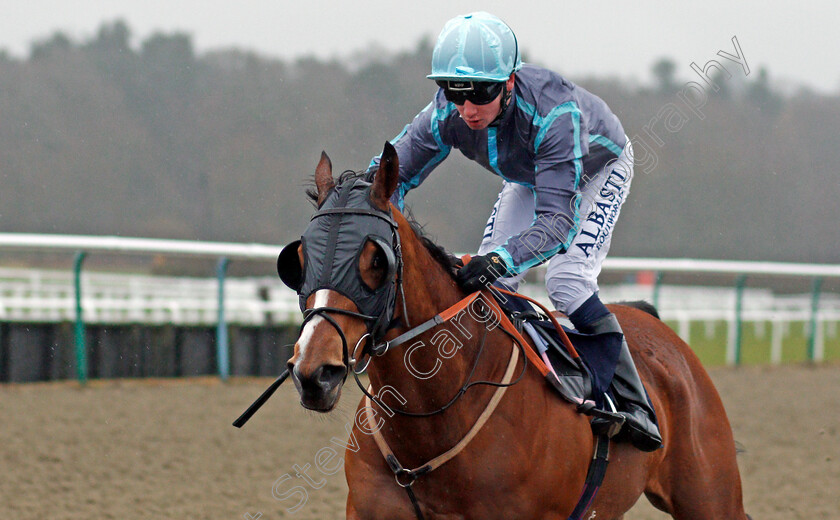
left=406, top=219, right=461, bottom=278
left=305, top=170, right=460, bottom=278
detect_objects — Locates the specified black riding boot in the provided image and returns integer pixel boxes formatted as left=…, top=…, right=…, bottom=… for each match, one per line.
left=584, top=313, right=663, bottom=452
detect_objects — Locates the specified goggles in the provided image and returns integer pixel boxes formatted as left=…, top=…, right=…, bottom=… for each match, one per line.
left=435, top=80, right=505, bottom=106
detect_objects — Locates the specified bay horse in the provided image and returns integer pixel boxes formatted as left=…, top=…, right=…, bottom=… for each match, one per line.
left=281, top=143, right=750, bottom=519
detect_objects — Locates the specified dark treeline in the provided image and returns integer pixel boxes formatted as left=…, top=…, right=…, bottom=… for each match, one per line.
left=1, top=21, right=837, bottom=266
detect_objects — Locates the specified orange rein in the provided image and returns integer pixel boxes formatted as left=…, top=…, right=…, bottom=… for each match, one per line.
left=396, top=283, right=579, bottom=380
left=456, top=254, right=580, bottom=375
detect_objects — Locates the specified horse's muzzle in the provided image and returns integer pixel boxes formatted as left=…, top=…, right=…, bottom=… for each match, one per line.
left=290, top=362, right=347, bottom=412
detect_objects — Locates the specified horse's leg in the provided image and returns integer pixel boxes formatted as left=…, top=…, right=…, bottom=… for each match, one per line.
left=612, top=307, right=749, bottom=520
left=646, top=370, right=750, bottom=520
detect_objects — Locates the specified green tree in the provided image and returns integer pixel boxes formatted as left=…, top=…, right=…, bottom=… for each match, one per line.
left=30, top=31, right=73, bottom=61
left=651, top=57, right=678, bottom=94
left=746, top=67, right=782, bottom=117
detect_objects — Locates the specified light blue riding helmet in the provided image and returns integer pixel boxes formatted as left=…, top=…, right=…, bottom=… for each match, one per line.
left=428, top=12, right=521, bottom=83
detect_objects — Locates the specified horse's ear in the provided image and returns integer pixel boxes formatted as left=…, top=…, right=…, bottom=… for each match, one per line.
left=315, top=151, right=335, bottom=206
left=370, top=142, right=399, bottom=210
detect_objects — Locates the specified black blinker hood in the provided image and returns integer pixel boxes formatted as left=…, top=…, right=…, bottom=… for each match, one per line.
left=282, top=177, right=401, bottom=340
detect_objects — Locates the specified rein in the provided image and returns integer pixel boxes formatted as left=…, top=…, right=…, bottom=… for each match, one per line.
left=232, top=288, right=569, bottom=427
left=350, top=290, right=530, bottom=418
left=231, top=286, right=613, bottom=520
left=363, top=343, right=521, bottom=520
left=351, top=288, right=610, bottom=520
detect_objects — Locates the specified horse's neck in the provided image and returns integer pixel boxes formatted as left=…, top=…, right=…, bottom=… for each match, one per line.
left=366, top=224, right=512, bottom=451
left=368, top=230, right=465, bottom=391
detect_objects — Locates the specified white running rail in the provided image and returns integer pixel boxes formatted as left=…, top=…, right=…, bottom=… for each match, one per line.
left=2, top=233, right=839, bottom=365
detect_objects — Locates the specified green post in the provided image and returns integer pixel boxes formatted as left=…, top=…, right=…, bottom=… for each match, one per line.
left=216, top=257, right=230, bottom=381
left=733, top=274, right=747, bottom=366
left=652, top=271, right=663, bottom=309
left=73, top=251, right=88, bottom=384
left=807, top=277, right=824, bottom=363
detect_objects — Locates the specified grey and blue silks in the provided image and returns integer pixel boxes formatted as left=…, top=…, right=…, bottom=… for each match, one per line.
left=369, top=64, right=627, bottom=277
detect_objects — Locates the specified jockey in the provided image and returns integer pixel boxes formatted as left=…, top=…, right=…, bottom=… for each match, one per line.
left=368, top=12, right=661, bottom=451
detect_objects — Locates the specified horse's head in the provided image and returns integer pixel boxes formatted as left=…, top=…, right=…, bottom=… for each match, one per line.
left=277, top=143, right=402, bottom=411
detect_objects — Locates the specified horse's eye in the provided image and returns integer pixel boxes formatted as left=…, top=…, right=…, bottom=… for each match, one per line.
left=361, top=243, right=388, bottom=290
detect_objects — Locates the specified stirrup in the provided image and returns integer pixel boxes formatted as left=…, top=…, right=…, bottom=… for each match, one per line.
left=583, top=394, right=625, bottom=438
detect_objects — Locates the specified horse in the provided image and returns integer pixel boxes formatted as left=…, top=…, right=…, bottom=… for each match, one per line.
left=280, top=142, right=751, bottom=519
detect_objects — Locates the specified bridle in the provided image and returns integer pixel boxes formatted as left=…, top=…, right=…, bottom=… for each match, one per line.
left=236, top=173, right=530, bottom=425
left=286, top=184, right=528, bottom=417
left=236, top=173, right=613, bottom=520
left=273, top=174, right=530, bottom=417
left=276, top=176, right=412, bottom=361
left=235, top=180, right=541, bottom=520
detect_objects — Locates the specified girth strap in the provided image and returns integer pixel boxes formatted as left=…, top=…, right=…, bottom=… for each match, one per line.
left=567, top=433, right=611, bottom=520
left=363, top=339, right=611, bottom=520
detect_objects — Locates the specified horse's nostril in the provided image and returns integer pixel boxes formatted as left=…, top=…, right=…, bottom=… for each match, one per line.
left=319, top=365, right=347, bottom=386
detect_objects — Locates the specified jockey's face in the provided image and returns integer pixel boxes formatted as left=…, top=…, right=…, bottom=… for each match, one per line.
left=455, top=75, right=515, bottom=131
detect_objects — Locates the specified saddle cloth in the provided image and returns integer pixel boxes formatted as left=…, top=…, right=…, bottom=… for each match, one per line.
left=494, top=291, right=623, bottom=412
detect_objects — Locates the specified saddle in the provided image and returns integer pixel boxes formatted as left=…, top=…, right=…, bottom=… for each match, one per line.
left=491, top=289, right=626, bottom=435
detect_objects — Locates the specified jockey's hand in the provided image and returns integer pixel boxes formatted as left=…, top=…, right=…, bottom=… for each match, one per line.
left=456, top=252, right=508, bottom=293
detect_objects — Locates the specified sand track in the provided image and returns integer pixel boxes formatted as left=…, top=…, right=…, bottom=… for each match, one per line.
left=1, top=365, right=838, bottom=519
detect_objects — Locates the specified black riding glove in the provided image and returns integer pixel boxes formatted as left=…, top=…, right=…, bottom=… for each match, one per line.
left=456, top=252, right=509, bottom=293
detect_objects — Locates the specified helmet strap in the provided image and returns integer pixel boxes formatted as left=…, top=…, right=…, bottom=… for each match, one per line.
left=489, top=84, right=513, bottom=127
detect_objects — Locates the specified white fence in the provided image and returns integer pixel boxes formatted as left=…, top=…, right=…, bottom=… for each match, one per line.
left=594, top=284, right=840, bottom=364
left=0, top=267, right=298, bottom=326
left=2, top=266, right=838, bottom=363
left=1, top=233, right=839, bottom=371
left=3, top=267, right=837, bottom=323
